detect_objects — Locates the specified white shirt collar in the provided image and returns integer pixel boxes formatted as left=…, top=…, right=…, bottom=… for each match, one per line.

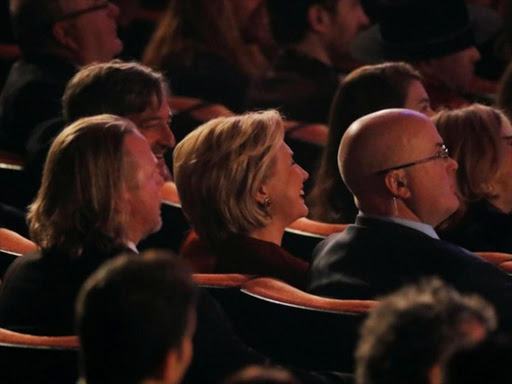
left=359, top=212, right=440, bottom=239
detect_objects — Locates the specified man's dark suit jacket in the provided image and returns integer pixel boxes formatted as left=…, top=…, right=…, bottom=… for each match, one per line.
left=0, top=54, right=76, bottom=154
left=308, top=216, right=512, bottom=328
left=0, top=242, right=130, bottom=335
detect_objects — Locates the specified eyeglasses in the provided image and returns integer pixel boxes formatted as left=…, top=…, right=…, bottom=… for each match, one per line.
left=54, top=1, right=110, bottom=22
left=375, top=144, right=450, bottom=174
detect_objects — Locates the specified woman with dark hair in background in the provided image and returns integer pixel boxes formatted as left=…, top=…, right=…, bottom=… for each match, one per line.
left=308, top=62, right=433, bottom=224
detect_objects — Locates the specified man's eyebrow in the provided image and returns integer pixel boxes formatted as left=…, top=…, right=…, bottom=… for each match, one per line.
left=138, top=115, right=162, bottom=124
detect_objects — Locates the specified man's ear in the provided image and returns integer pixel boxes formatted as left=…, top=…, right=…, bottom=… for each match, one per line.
left=384, top=170, right=411, bottom=199
left=52, top=21, right=80, bottom=52
left=307, top=4, right=332, bottom=34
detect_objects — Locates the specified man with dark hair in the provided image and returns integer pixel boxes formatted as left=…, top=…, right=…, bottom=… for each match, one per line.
left=247, top=0, right=368, bottom=123
left=77, top=251, right=198, bottom=384
left=0, top=0, right=122, bottom=154
left=356, top=279, right=496, bottom=384
left=25, top=60, right=175, bottom=203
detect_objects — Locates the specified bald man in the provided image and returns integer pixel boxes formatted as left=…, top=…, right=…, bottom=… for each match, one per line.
left=308, top=109, right=512, bottom=329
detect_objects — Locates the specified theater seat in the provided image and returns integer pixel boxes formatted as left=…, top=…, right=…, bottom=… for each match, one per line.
left=0, top=327, right=78, bottom=384
left=0, top=228, right=37, bottom=278
left=0, top=150, right=28, bottom=209
left=475, top=252, right=512, bottom=273
left=283, top=218, right=347, bottom=263
left=242, top=277, right=376, bottom=314
left=232, top=277, right=376, bottom=372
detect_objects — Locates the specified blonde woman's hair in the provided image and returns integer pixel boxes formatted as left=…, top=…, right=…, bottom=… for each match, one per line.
left=173, top=110, right=284, bottom=246
left=433, top=104, right=507, bottom=216
left=29, top=114, right=137, bottom=257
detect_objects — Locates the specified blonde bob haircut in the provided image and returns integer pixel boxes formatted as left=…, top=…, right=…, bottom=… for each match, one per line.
left=173, top=110, right=284, bottom=246
left=29, top=114, right=137, bottom=257
left=433, top=104, right=508, bottom=212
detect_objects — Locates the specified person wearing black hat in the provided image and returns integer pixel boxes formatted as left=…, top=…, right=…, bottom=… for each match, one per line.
left=351, top=0, right=502, bottom=110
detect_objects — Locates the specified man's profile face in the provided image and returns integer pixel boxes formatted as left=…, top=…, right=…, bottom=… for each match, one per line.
left=129, top=92, right=175, bottom=181
left=398, top=118, right=459, bottom=226
left=324, top=0, right=369, bottom=64
left=122, top=132, right=164, bottom=241
left=62, top=0, right=123, bottom=64
left=428, top=46, right=481, bottom=93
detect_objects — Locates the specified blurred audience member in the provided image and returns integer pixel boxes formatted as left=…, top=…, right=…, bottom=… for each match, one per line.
left=0, top=115, right=164, bottom=334
left=224, top=366, right=300, bottom=384
left=434, top=105, right=512, bottom=252
left=77, top=251, right=198, bottom=384
left=443, top=333, right=512, bottom=384
left=308, top=109, right=512, bottom=329
left=143, top=0, right=268, bottom=112
left=308, top=62, right=432, bottom=224
left=174, top=111, right=309, bottom=287
left=351, top=0, right=496, bottom=110
left=0, top=0, right=122, bottom=155
left=247, top=0, right=369, bottom=124
left=356, top=278, right=496, bottom=384
left=24, top=60, right=175, bottom=205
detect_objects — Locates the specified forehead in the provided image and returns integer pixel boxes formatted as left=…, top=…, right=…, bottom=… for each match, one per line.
left=131, top=94, right=170, bottom=121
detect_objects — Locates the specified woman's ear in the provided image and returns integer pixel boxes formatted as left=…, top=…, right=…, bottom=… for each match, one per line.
left=256, top=183, right=269, bottom=204
left=384, top=170, right=411, bottom=199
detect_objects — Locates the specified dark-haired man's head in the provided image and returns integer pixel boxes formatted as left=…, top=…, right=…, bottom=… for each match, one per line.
left=266, top=0, right=368, bottom=66
left=356, top=278, right=497, bottom=384
left=63, top=60, right=175, bottom=179
left=76, top=250, right=198, bottom=384
left=10, top=0, right=122, bottom=64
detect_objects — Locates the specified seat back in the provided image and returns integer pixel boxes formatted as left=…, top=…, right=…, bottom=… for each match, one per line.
left=0, top=228, right=37, bottom=278
left=282, top=218, right=347, bottom=262
left=235, top=277, right=376, bottom=372
left=193, top=273, right=255, bottom=329
left=0, top=327, right=79, bottom=384
left=0, top=150, right=28, bottom=209
left=475, top=252, right=512, bottom=273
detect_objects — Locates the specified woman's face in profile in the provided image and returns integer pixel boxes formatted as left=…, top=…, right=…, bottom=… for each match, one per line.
left=261, top=141, right=309, bottom=226
left=404, top=80, right=434, bottom=117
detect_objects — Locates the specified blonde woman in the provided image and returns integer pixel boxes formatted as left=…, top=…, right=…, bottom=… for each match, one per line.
left=174, top=110, right=309, bottom=286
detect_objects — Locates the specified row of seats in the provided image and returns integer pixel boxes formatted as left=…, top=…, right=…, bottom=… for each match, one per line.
left=0, top=272, right=375, bottom=383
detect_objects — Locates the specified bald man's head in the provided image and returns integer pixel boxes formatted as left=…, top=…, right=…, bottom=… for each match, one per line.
left=339, top=109, right=429, bottom=194
left=338, top=109, right=459, bottom=226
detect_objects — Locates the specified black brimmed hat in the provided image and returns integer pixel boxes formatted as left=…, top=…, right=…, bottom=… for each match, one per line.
left=351, top=0, right=502, bottom=63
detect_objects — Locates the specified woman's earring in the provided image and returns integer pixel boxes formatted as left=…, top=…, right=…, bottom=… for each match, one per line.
left=264, top=197, right=272, bottom=209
